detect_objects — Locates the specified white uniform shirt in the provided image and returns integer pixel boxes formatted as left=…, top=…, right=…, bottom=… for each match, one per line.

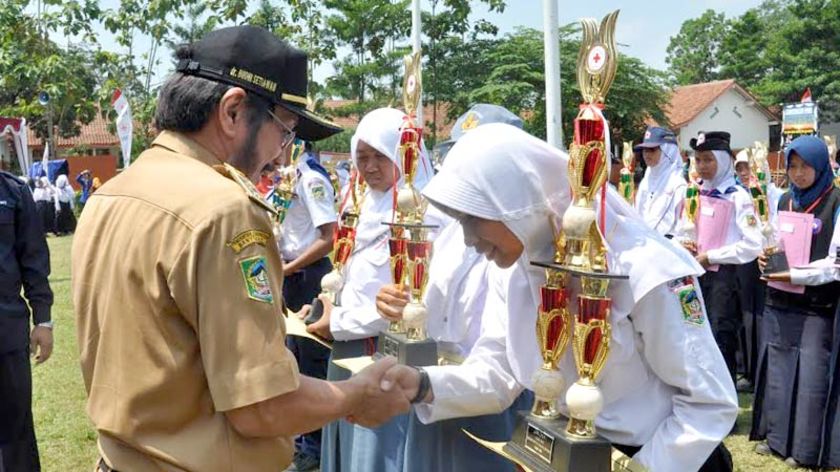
left=280, top=158, right=337, bottom=261
left=416, top=262, right=738, bottom=472
left=423, top=222, right=491, bottom=358
left=677, top=187, right=763, bottom=265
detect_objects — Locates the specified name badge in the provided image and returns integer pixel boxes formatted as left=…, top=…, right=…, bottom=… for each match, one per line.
left=780, top=223, right=795, bottom=233
left=701, top=206, right=715, bottom=217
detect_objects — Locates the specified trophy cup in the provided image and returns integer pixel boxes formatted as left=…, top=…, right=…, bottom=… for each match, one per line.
left=825, top=136, right=839, bottom=188
left=681, top=154, right=701, bottom=246
left=618, top=142, right=635, bottom=204
left=504, top=11, right=626, bottom=472
left=376, top=51, right=439, bottom=367
left=269, top=139, right=306, bottom=238
left=746, top=143, right=787, bottom=274
left=305, top=172, right=366, bottom=325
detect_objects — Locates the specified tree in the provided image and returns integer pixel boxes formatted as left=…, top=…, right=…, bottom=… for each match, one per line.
left=719, top=9, right=768, bottom=89
left=441, top=26, right=670, bottom=146
left=323, top=0, right=411, bottom=104
left=665, top=10, right=728, bottom=85
left=0, top=0, right=102, bottom=141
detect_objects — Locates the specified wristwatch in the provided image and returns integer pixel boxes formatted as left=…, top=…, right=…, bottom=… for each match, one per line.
left=410, top=367, right=431, bottom=404
left=37, top=321, right=54, bottom=329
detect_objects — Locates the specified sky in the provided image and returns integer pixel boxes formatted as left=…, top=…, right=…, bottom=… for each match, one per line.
left=47, top=0, right=767, bottom=88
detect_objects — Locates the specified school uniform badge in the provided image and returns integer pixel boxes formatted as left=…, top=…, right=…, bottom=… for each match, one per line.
left=309, top=181, right=327, bottom=201
left=239, top=256, right=273, bottom=303
left=675, top=283, right=704, bottom=326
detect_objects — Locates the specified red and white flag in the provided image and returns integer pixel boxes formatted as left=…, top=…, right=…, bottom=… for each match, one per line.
left=111, top=89, right=133, bottom=168
left=801, top=88, right=812, bottom=103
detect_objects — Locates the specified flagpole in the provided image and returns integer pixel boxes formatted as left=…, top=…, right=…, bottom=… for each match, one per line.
left=543, top=0, right=563, bottom=149
left=411, top=0, right=423, bottom=129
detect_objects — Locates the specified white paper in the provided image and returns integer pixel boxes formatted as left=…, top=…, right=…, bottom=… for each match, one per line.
left=700, top=206, right=715, bottom=217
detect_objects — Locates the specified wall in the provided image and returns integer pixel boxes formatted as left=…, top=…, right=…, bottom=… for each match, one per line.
left=64, top=155, right=118, bottom=184
left=678, top=89, right=775, bottom=151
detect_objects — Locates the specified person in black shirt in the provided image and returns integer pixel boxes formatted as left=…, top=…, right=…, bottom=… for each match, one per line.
left=0, top=170, right=54, bottom=472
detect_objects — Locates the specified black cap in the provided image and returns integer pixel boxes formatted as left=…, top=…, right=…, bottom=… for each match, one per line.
left=175, top=25, right=342, bottom=141
left=634, top=126, right=677, bottom=151
left=689, top=131, right=731, bottom=152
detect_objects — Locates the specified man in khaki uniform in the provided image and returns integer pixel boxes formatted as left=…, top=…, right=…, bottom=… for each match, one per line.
left=72, top=26, right=411, bottom=472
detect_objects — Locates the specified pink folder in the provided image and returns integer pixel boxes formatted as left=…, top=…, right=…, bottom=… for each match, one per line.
left=768, top=211, right=814, bottom=294
left=697, top=196, right=734, bottom=272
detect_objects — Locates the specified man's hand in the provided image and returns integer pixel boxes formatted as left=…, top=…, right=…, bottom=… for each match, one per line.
left=30, top=326, right=53, bottom=364
left=345, top=356, right=411, bottom=427
left=306, top=294, right=333, bottom=340
left=681, top=240, right=698, bottom=255
left=376, top=284, right=410, bottom=322
left=380, top=364, right=430, bottom=403
left=695, top=252, right=711, bottom=268
left=296, top=305, right=311, bottom=320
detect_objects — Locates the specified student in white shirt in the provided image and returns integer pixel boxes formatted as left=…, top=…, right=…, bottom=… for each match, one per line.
left=633, top=126, right=686, bottom=238
left=380, top=124, right=739, bottom=471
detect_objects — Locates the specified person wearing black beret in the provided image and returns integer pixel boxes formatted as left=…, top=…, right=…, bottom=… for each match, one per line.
left=676, top=131, right=763, bottom=388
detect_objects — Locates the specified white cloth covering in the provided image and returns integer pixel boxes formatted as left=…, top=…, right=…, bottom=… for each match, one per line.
left=417, top=124, right=737, bottom=472
left=635, top=143, right=686, bottom=236
left=54, top=174, right=75, bottom=210
left=330, top=108, right=447, bottom=340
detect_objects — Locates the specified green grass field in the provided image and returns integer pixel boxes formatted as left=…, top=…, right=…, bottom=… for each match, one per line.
left=33, top=235, right=832, bottom=471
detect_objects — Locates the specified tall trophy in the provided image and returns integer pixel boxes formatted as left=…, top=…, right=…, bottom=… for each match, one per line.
left=681, top=153, right=701, bottom=246
left=270, top=139, right=306, bottom=237
left=305, top=171, right=366, bottom=325
left=505, top=11, right=626, bottom=472
left=618, top=142, right=635, bottom=204
left=748, top=143, right=788, bottom=274
left=825, top=136, right=839, bottom=188
left=376, top=51, right=439, bottom=367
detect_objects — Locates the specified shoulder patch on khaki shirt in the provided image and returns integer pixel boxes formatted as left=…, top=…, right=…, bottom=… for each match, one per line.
left=214, top=163, right=279, bottom=216
left=227, top=230, right=271, bottom=253
left=239, top=256, right=274, bottom=303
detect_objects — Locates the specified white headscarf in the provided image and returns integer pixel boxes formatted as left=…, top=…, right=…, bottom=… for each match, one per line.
left=635, top=143, right=686, bottom=229
left=701, top=150, right=737, bottom=193
left=55, top=174, right=75, bottom=203
left=423, top=123, right=703, bottom=387
left=348, top=107, right=433, bottom=252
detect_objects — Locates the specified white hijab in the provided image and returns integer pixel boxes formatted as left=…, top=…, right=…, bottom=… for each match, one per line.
left=700, top=150, right=737, bottom=193
left=348, top=107, right=433, bottom=252
left=636, top=143, right=686, bottom=229
left=55, top=174, right=75, bottom=203
left=423, top=124, right=703, bottom=385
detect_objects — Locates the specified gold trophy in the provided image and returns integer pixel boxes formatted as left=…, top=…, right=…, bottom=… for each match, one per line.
left=305, top=172, right=367, bottom=325
left=270, top=139, right=306, bottom=234
left=377, top=51, right=439, bottom=367
left=825, top=136, right=839, bottom=188
left=617, top=142, right=635, bottom=204
left=681, top=153, right=701, bottom=246
left=747, top=143, right=787, bottom=274
left=505, top=11, right=626, bottom=472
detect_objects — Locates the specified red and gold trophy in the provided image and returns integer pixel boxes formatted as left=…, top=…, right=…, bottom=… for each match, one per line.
left=505, top=10, right=627, bottom=472
left=270, top=139, right=306, bottom=237
left=748, top=142, right=787, bottom=274
left=305, top=171, right=367, bottom=325
left=618, top=142, right=635, bottom=204
left=377, top=51, right=439, bottom=367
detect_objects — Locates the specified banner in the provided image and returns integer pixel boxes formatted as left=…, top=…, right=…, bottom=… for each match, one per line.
left=111, top=89, right=133, bottom=168
left=781, top=101, right=819, bottom=150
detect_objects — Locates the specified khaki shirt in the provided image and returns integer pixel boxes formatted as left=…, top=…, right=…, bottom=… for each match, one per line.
left=72, top=131, right=299, bottom=471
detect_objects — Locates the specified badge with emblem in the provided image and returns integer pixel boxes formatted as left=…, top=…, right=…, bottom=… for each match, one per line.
left=309, top=181, right=327, bottom=201
left=239, top=256, right=273, bottom=303
left=696, top=133, right=706, bottom=146
left=674, top=282, right=704, bottom=326
left=461, top=112, right=480, bottom=132
left=227, top=230, right=271, bottom=253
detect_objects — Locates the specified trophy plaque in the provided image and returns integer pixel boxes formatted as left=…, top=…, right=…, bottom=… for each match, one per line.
left=503, top=11, right=626, bottom=472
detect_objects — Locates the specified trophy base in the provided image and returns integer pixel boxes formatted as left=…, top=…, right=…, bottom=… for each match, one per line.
left=763, top=250, right=789, bottom=275
left=504, top=411, right=611, bottom=472
left=376, top=330, right=438, bottom=367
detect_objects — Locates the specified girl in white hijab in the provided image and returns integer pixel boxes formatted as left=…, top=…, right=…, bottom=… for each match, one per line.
left=53, top=174, right=77, bottom=235
left=634, top=127, right=687, bottom=237
left=381, top=124, right=738, bottom=471
left=677, top=132, right=762, bottom=386
left=33, top=176, right=56, bottom=235
left=312, top=107, right=443, bottom=472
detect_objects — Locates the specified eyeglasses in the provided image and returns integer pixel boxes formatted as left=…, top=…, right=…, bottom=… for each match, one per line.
left=266, top=109, right=297, bottom=149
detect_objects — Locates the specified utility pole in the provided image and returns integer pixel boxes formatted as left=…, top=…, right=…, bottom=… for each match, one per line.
left=543, top=0, right=564, bottom=149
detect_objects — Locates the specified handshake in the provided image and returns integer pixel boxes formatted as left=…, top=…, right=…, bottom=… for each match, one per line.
left=341, top=356, right=429, bottom=427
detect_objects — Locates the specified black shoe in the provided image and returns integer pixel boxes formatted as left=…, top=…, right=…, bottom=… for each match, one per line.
left=287, top=453, right=320, bottom=472
left=754, top=442, right=772, bottom=456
